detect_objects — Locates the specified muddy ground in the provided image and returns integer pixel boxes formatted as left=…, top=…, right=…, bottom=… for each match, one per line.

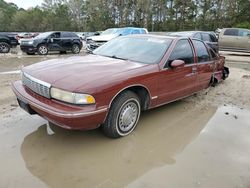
left=0, top=51, right=250, bottom=188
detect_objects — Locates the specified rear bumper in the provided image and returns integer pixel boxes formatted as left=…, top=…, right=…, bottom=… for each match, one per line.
left=12, top=81, right=108, bottom=130
left=20, top=45, right=37, bottom=53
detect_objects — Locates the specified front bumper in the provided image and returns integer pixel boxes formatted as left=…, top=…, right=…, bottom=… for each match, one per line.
left=12, top=81, right=108, bottom=130
left=86, top=41, right=106, bottom=52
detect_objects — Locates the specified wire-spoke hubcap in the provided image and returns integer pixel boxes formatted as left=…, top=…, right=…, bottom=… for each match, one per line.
left=118, top=102, right=139, bottom=132
left=0, top=44, right=9, bottom=53
left=39, top=46, right=47, bottom=54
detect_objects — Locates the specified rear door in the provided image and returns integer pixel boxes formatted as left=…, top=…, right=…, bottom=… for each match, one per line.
left=201, top=33, right=219, bottom=52
left=61, top=32, right=74, bottom=50
left=193, top=40, right=215, bottom=90
left=157, top=39, right=197, bottom=104
left=219, top=28, right=239, bottom=50
left=238, top=29, right=250, bottom=51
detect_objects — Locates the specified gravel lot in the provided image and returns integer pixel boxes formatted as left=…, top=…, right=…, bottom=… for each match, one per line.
left=0, top=50, right=250, bottom=188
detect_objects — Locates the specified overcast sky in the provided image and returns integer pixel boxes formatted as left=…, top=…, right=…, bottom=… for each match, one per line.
left=5, top=0, right=43, bottom=9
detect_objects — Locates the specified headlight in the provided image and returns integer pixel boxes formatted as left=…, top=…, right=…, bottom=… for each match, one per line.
left=28, top=41, right=33, bottom=45
left=50, top=87, right=95, bottom=105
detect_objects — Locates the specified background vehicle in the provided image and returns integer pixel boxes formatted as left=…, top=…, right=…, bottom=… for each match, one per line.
left=12, top=35, right=228, bottom=138
left=219, top=28, right=250, bottom=52
left=168, top=31, right=219, bottom=53
left=76, top=32, right=100, bottom=41
left=0, top=32, right=18, bottom=53
left=86, top=27, right=148, bottom=52
left=20, top=31, right=82, bottom=55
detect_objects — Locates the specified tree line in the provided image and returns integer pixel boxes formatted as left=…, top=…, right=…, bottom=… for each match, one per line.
left=0, top=0, right=249, bottom=32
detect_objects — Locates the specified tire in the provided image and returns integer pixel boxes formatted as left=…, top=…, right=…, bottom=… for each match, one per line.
left=72, top=44, right=80, bottom=54
left=0, top=42, right=10, bottom=53
left=26, top=52, right=35, bottom=55
left=102, top=91, right=141, bottom=138
left=38, top=44, right=48, bottom=55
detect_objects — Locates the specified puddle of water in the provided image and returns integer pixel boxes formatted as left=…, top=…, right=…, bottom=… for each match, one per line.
left=0, top=103, right=250, bottom=188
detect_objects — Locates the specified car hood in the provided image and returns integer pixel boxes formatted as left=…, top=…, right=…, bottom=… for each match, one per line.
left=87, top=34, right=119, bottom=42
left=23, top=55, right=150, bottom=92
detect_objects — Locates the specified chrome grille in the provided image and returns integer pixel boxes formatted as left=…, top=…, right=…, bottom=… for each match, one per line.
left=22, top=72, right=51, bottom=98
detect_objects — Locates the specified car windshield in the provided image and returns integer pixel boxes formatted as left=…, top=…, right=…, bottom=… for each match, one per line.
left=93, top=36, right=173, bottom=64
left=101, top=28, right=120, bottom=35
left=35, top=32, right=53, bottom=39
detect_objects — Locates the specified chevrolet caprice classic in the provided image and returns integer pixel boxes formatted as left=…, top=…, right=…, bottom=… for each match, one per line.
left=12, top=35, right=229, bottom=138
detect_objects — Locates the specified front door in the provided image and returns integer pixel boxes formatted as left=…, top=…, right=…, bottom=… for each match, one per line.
left=48, top=32, right=62, bottom=51
left=157, top=39, right=197, bottom=105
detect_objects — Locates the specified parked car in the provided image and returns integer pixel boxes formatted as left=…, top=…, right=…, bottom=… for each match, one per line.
left=20, top=31, right=82, bottom=55
left=0, top=32, right=18, bottom=53
left=168, top=31, right=219, bottom=53
left=86, top=27, right=148, bottom=52
left=76, top=32, right=100, bottom=41
left=219, top=28, right=250, bottom=52
left=12, top=35, right=229, bottom=138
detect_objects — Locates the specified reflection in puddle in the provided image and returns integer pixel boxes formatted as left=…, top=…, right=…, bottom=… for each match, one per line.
left=20, top=102, right=217, bottom=188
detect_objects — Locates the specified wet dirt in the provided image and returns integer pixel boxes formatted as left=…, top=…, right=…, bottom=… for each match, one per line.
left=0, top=55, right=250, bottom=188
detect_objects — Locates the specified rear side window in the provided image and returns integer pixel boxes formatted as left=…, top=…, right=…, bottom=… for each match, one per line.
left=166, top=39, right=194, bottom=67
left=131, top=30, right=140, bottom=34
left=224, top=29, right=239, bottom=36
left=193, top=40, right=210, bottom=63
left=201, top=33, right=212, bottom=42
left=238, top=29, right=250, bottom=37
left=140, top=29, right=147, bottom=34
left=62, top=32, right=77, bottom=38
left=194, top=33, right=202, bottom=40
left=209, top=33, right=218, bottom=42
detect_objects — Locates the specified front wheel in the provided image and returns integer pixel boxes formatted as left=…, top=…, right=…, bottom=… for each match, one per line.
left=0, top=42, right=10, bottom=53
left=38, top=44, right=48, bottom=55
left=102, top=91, right=141, bottom=138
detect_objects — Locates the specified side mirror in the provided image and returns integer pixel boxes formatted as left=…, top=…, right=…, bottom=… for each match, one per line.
left=170, top=60, right=185, bottom=68
left=50, top=38, right=54, bottom=43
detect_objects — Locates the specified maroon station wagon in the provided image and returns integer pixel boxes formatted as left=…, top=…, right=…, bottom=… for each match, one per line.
left=12, top=35, right=229, bottom=138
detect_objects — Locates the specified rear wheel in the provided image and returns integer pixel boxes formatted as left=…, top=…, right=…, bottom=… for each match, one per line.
left=0, top=42, right=10, bottom=53
left=72, top=44, right=80, bottom=54
left=102, top=91, right=141, bottom=138
left=38, top=44, right=48, bottom=55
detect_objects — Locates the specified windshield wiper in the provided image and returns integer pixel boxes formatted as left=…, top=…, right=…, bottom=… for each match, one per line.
left=110, top=55, right=128, bottom=61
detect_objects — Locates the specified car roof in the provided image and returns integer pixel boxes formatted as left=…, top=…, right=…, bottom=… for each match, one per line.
left=122, top=34, right=180, bottom=40
left=169, top=31, right=215, bottom=37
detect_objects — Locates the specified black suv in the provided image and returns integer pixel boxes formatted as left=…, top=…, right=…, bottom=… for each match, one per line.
left=169, top=31, right=219, bottom=53
left=0, top=33, right=18, bottom=53
left=20, top=31, right=82, bottom=55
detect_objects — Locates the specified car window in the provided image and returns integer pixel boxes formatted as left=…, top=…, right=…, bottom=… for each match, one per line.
left=51, top=32, right=60, bottom=38
left=120, top=29, right=132, bottom=35
left=224, top=29, right=239, bottom=36
left=131, top=30, right=140, bottom=34
left=62, top=32, right=77, bottom=38
left=193, top=40, right=210, bottom=63
left=166, top=39, right=194, bottom=67
left=140, top=29, right=147, bottom=34
left=238, top=29, right=250, bottom=37
left=209, top=33, right=218, bottom=42
left=194, top=33, right=202, bottom=40
left=201, top=33, right=212, bottom=42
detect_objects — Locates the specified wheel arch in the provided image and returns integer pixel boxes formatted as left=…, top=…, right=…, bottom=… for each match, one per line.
left=109, top=84, right=152, bottom=111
